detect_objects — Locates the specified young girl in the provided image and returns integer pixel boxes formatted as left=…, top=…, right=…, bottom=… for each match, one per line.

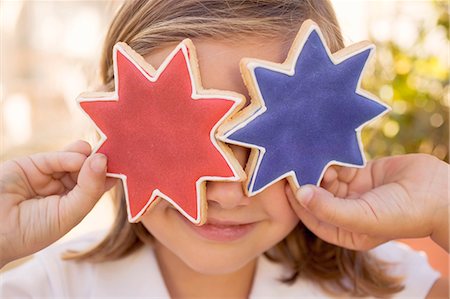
left=1, top=0, right=448, bottom=298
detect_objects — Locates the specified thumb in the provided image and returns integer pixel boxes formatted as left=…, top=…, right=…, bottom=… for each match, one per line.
left=296, top=184, right=380, bottom=235
left=59, top=153, right=108, bottom=230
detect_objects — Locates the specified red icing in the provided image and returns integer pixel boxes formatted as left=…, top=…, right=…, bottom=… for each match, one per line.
left=80, top=45, right=235, bottom=221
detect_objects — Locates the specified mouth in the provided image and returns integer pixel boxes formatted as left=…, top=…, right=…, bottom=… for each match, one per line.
left=178, top=214, right=259, bottom=242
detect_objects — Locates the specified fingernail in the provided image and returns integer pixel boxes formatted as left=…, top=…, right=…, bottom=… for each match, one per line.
left=296, top=185, right=314, bottom=207
left=90, top=154, right=107, bottom=173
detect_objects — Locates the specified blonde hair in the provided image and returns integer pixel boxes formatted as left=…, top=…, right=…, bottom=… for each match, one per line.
left=64, top=0, right=404, bottom=296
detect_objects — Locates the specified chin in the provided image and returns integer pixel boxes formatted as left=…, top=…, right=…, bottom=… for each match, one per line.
left=179, top=245, right=258, bottom=275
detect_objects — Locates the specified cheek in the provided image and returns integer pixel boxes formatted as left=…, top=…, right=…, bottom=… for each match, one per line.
left=139, top=204, right=165, bottom=238
left=139, top=203, right=205, bottom=266
left=139, top=200, right=176, bottom=244
left=260, top=181, right=299, bottom=232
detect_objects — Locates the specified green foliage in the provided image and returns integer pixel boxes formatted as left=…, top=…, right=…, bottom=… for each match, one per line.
left=362, top=1, right=449, bottom=162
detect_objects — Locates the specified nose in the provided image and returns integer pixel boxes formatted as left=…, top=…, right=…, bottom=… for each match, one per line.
left=206, top=144, right=251, bottom=209
left=206, top=181, right=251, bottom=210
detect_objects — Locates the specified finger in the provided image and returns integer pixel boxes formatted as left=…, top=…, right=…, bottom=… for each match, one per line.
left=295, top=185, right=381, bottom=235
left=60, top=173, right=77, bottom=191
left=62, top=140, right=92, bottom=156
left=335, top=180, right=349, bottom=198
left=13, top=152, right=87, bottom=197
left=336, top=166, right=358, bottom=183
left=60, top=173, right=116, bottom=195
left=321, top=166, right=352, bottom=198
left=62, top=140, right=92, bottom=183
left=285, top=184, right=328, bottom=232
left=321, top=174, right=339, bottom=195
left=322, top=166, right=338, bottom=185
left=58, top=153, right=108, bottom=231
left=286, top=184, right=339, bottom=244
left=320, top=167, right=339, bottom=194
left=296, top=203, right=380, bottom=250
left=286, top=185, right=383, bottom=250
left=27, top=152, right=87, bottom=175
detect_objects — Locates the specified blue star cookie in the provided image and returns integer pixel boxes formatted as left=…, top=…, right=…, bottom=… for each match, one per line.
left=219, top=20, right=390, bottom=196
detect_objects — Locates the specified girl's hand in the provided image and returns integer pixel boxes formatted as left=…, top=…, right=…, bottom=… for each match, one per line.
left=0, top=140, right=116, bottom=268
left=286, top=153, right=449, bottom=251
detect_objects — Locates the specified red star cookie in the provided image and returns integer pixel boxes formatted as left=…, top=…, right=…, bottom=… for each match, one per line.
left=77, top=39, right=245, bottom=225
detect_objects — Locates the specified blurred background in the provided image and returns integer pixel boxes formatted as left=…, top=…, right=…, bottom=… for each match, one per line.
left=1, top=1, right=448, bottom=276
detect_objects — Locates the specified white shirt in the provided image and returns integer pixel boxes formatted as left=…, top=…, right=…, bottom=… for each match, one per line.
left=0, top=230, right=440, bottom=298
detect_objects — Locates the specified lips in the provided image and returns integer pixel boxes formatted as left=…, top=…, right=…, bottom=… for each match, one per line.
left=178, top=214, right=258, bottom=242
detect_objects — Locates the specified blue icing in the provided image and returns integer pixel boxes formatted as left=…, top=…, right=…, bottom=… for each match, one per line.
left=228, top=28, right=388, bottom=193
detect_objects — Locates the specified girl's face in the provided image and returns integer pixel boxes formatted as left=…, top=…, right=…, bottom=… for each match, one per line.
left=140, top=38, right=299, bottom=275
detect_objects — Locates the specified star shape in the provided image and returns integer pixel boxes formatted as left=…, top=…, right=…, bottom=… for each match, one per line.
left=220, top=20, right=389, bottom=196
left=78, top=40, right=244, bottom=224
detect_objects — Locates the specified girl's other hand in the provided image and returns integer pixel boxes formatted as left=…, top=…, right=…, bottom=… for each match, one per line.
left=286, top=153, right=449, bottom=252
left=0, top=140, right=116, bottom=268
